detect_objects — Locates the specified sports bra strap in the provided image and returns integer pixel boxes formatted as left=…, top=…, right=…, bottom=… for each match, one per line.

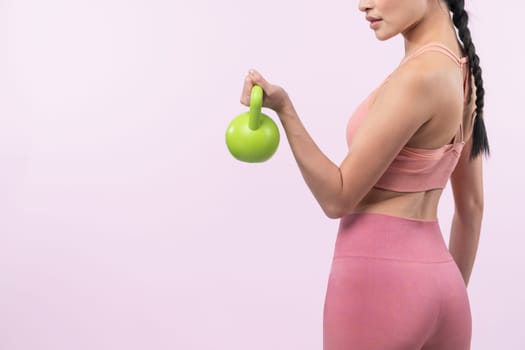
left=401, top=43, right=468, bottom=67
left=452, top=119, right=464, bottom=144
left=402, top=43, right=469, bottom=143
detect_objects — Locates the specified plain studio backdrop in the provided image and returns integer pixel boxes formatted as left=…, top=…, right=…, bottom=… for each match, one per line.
left=0, top=1, right=523, bottom=349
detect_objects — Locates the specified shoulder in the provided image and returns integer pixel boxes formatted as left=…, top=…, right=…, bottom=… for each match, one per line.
left=392, top=53, right=457, bottom=94
left=378, top=53, right=461, bottom=113
left=370, top=58, right=444, bottom=124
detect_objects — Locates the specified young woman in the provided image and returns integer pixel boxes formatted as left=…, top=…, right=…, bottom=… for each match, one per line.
left=240, top=0, right=488, bottom=349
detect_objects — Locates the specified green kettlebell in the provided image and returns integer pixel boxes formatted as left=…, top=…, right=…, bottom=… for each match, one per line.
left=225, top=85, right=280, bottom=163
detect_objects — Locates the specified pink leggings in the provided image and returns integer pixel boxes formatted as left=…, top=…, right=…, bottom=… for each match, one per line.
left=323, top=213, right=471, bottom=350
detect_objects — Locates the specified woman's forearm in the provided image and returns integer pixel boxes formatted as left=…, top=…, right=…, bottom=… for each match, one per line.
left=448, top=209, right=483, bottom=287
left=277, top=102, right=344, bottom=218
left=241, top=69, right=350, bottom=218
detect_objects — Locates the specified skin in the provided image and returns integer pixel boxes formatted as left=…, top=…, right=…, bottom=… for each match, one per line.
left=240, top=0, right=483, bottom=286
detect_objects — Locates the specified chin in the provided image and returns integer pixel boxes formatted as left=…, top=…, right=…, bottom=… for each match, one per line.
left=375, top=30, right=399, bottom=41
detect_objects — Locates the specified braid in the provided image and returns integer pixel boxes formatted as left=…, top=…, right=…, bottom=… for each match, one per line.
left=447, top=0, right=490, bottom=159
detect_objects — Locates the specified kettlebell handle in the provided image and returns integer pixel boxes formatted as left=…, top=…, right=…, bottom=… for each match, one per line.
left=249, top=85, right=263, bottom=130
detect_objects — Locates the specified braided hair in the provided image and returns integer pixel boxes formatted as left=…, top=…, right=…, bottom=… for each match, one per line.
left=446, top=0, right=490, bottom=159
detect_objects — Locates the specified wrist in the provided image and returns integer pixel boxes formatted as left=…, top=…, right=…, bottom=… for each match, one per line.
left=276, top=96, right=296, bottom=120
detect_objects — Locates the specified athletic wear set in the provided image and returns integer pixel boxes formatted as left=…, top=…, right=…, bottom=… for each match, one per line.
left=323, top=43, right=472, bottom=350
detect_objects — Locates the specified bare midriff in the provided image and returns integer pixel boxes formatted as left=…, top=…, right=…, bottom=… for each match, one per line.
left=352, top=188, right=443, bottom=221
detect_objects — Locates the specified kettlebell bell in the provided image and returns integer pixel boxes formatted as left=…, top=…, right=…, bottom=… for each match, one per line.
left=225, top=85, right=280, bottom=163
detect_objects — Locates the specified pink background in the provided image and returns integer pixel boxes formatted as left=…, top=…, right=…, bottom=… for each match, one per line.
left=1, top=1, right=522, bottom=349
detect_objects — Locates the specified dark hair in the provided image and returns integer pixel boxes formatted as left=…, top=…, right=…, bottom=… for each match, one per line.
left=446, top=0, right=490, bottom=159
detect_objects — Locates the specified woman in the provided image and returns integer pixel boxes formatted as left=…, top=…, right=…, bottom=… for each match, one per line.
left=240, top=0, right=488, bottom=349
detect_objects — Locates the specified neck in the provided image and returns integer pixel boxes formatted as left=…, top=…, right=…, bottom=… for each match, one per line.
left=402, top=2, right=459, bottom=56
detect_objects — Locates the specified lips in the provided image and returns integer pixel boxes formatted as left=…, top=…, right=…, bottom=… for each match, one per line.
left=366, top=15, right=382, bottom=23
left=366, top=15, right=382, bottom=29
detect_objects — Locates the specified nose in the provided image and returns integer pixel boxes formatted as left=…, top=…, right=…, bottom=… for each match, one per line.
left=358, top=0, right=373, bottom=12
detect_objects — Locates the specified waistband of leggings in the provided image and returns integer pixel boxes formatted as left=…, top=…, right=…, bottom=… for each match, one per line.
left=332, top=212, right=453, bottom=263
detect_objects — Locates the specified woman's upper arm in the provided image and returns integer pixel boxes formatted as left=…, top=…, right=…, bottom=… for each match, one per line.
left=336, top=65, right=439, bottom=214
left=450, top=136, right=484, bottom=215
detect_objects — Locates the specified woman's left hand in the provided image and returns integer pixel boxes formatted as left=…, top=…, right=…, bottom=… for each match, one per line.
left=240, top=69, right=292, bottom=115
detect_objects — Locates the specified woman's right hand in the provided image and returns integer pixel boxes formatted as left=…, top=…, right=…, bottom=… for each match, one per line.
left=240, top=69, right=292, bottom=116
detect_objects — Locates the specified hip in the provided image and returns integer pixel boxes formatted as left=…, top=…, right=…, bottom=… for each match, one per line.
left=332, top=212, right=453, bottom=263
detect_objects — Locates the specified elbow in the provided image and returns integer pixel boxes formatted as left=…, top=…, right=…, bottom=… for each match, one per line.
left=320, top=170, right=355, bottom=219
left=324, top=209, right=343, bottom=219
left=321, top=201, right=351, bottom=219
left=455, top=197, right=484, bottom=220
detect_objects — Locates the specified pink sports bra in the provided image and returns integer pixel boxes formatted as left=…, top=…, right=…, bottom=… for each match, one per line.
left=346, top=43, right=470, bottom=192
